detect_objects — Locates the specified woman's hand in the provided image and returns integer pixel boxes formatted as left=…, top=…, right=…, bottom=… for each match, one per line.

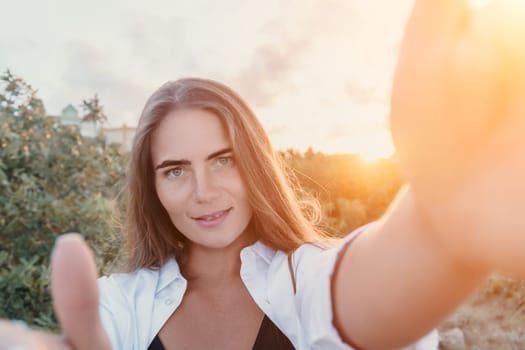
left=391, top=0, right=525, bottom=274
left=0, top=320, right=69, bottom=350
left=0, top=234, right=112, bottom=350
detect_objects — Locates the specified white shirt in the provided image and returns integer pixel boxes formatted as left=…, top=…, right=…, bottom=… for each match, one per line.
left=97, top=230, right=438, bottom=349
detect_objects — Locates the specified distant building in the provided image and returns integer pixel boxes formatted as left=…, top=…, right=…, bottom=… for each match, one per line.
left=58, top=104, right=97, bottom=138
left=60, top=104, right=81, bottom=125
left=53, top=105, right=136, bottom=151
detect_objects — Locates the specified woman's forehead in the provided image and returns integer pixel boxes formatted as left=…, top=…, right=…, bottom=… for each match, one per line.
left=151, top=108, right=232, bottom=162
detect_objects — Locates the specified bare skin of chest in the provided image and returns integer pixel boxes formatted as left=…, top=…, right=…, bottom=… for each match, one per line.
left=158, top=279, right=264, bottom=350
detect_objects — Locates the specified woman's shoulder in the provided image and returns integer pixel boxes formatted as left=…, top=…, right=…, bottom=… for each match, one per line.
left=290, top=225, right=373, bottom=277
left=248, top=233, right=357, bottom=271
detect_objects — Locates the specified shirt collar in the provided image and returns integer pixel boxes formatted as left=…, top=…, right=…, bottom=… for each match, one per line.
left=154, top=241, right=278, bottom=293
left=156, top=258, right=184, bottom=293
left=247, top=241, right=277, bottom=265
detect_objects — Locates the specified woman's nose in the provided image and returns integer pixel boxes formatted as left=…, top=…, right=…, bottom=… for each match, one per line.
left=192, top=170, right=220, bottom=203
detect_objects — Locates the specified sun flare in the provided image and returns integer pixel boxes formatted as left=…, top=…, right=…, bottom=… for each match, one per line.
left=469, top=0, right=490, bottom=9
left=355, top=140, right=395, bottom=162
left=330, top=130, right=395, bottom=162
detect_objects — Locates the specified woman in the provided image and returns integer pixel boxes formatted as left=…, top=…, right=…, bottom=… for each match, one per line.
left=2, top=0, right=525, bottom=348
left=92, top=77, right=437, bottom=349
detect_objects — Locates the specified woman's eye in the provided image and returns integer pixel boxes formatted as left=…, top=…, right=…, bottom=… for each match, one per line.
left=166, top=167, right=184, bottom=178
left=216, top=156, right=233, bottom=167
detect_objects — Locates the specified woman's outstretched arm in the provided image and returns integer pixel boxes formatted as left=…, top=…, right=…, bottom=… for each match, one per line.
left=333, top=0, right=525, bottom=348
left=333, top=188, right=488, bottom=349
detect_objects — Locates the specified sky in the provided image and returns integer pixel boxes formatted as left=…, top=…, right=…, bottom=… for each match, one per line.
left=0, top=0, right=414, bottom=159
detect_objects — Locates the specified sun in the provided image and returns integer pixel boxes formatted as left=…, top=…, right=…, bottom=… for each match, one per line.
left=356, top=145, right=394, bottom=163
left=352, top=130, right=395, bottom=162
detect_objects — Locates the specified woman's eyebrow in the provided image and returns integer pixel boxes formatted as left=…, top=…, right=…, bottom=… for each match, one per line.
left=206, top=147, right=232, bottom=160
left=155, top=159, right=190, bottom=170
left=155, top=147, right=232, bottom=170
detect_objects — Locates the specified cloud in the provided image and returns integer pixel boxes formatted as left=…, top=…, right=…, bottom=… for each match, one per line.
left=234, top=36, right=310, bottom=107
left=232, top=0, right=342, bottom=108
left=0, top=0, right=412, bottom=155
left=126, top=16, right=199, bottom=76
left=230, top=0, right=396, bottom=110
left=59, top=42, right=151, bottom=126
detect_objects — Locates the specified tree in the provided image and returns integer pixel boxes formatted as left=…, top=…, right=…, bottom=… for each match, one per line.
left=80, top=94, right=107, bottom=124
left=0, top=71, right=127, bottom=329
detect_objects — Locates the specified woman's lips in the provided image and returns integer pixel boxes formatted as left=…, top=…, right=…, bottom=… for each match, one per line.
left=192, top=208, right=232, bottom=227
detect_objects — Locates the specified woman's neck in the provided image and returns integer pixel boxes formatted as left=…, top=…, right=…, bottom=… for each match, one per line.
left=180, top=233, right=253, bottom=287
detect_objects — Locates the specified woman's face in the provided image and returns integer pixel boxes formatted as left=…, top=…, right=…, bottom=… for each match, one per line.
left=151, top=108, right=253, bottom=250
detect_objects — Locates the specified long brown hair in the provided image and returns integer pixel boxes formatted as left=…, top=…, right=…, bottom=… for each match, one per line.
left=126, top=78, right=327, bottom=271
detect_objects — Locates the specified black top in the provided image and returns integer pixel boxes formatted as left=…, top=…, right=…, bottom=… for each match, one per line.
left=147, top=315, right=295, bottom=349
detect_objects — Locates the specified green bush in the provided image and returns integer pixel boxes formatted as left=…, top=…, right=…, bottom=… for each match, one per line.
left=0, top=251, right=55, bottom=329
left=0, top=71, right=127, bottom=329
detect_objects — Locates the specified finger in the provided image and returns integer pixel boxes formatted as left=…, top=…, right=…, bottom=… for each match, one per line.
left=50, top=234, right=111, bottom=350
